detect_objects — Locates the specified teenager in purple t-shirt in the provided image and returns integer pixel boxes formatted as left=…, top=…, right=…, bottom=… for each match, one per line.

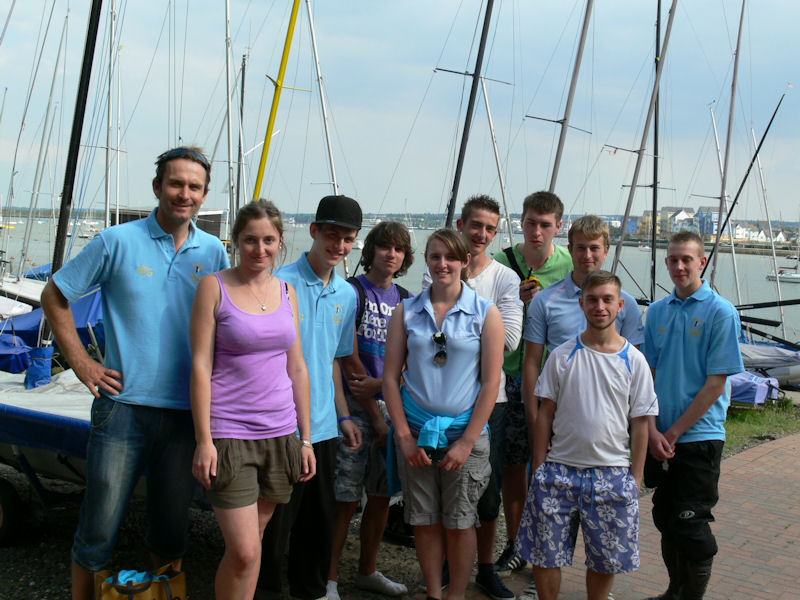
left=190, top=200, right=315, bottom=599
left=327, top=222, right=414, bottom=600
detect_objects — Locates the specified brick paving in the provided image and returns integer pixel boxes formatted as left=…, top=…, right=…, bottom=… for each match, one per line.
left=420, top=433, right=800, bottom=600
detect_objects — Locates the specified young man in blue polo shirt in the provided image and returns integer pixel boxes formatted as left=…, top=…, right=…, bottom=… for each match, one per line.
left=41, top=147, right=229, bottom=600
left=257, top=195, right=363, bottom=600
left=522, top=214, right=644, bottom=416
left=643, top=231, right=743, bottom=600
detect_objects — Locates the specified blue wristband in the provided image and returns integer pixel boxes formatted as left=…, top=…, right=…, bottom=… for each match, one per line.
left=337, top=415, right=353, bottom=423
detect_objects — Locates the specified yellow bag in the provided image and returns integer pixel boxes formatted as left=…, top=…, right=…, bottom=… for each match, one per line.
left=94, top=564, right=186, bottom=600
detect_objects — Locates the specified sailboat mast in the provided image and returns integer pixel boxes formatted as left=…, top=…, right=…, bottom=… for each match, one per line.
left=650, top=0, right=660, bottom=301
left=444, top=0, right=494, bottom=229
left=52, top=0, right=104, bottom=274
left=549, top=0, right=594, bottom=193
left=105, top=0, right=116, bottom=230
left=611, top=0, right=678, bottom=274
left=224, top=0, right=237, bottom=257
left=235, top=53, right=247, bottom=211
left=480, top=78, right=513, bottom=247
left=306, top=0, right=339, bottom=196
left=710, top=0, right=746, bottom=286
left=710, top=107, right=743, bottom=304
left=18, top=17, right=67, bottom=278
left=752, top=128, right=787, bottom=338
left=252, top=0, right=303, bottom=201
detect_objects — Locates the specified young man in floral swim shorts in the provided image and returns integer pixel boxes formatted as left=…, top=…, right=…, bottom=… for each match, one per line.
left=515, top=271, right=658, bottom=600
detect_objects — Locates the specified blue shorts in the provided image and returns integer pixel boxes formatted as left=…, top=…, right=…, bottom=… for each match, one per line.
left=516, top=462, right=640, bottom=574
left=71, top=396, right=196, bottom=571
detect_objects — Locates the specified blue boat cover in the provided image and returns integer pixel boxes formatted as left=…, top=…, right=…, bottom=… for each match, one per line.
left=0, top=333, right=32, bottom=373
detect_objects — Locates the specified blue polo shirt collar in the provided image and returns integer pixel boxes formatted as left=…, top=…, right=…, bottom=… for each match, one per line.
left=667, top=279, right=713, bottom=305
left=296, top=251, right=344, bottom=293
left=147, top=208, right=200, bottom=249
left=407, top=282, right=479, bottom=324
left=565, top=272, right=582, bottom=297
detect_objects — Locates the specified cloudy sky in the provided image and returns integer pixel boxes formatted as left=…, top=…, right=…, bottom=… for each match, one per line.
left=0, top=0, right=797, bottom=222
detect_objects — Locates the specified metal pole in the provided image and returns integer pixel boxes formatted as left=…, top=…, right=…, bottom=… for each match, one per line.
left=444, top=0, right=495, bottom=228
left=649, top=0, right=660, bottom=301
left=224, top=0, right=237, bottom=260
left=710, top=0, right=746, bottom=285
left=105, top=0, right=115, bottom=229
left=252, top=0, right=303, bottom=201
left=549, top=0, right=594, bottom=192
left=481, top=77, right=513, bottom=247
left=52, top=0, right=104, bottom=274
left=611, top=0, right=678, bottom=274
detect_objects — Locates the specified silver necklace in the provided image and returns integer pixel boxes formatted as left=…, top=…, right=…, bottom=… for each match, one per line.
left=244, top=275, right=271, bottom=311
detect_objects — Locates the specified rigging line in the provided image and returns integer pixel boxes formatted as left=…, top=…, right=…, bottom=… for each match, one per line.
left=177, top=0, right=189, bottom=141
left=323, top=77, right=359, bottom=199
left=377, top=69, right=438, bottom=215
left=119, top=4, right=169, bottom=146
left=2, top=0, right=56, bottom=224
left=0, top=0, right=16, bottom=50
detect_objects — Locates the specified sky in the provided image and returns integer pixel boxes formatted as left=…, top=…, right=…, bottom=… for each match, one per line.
left=0, top=0, right=798, bottom=224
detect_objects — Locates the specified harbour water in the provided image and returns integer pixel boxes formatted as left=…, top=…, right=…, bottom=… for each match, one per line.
left=2, top=217, right=798, bottom=343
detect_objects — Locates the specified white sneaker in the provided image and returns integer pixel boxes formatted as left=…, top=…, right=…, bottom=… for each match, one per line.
left=518, top=581, right=539, bottom=600
left=355, top=571, right=408, bottom=597
left=326, top=580, right=340, bottom=600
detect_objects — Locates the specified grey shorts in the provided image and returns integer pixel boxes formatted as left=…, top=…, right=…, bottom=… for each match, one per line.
left=395, top=432, right=491, bottom=530
left=205, top=434, right=303, bottom=509
left=334, top=400, right=390, bottom=502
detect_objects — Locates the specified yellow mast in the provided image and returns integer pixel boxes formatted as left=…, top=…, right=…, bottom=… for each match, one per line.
left=251, top=0, right=302, bottom=201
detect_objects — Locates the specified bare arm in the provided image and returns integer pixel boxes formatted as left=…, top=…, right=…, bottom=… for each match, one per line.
left=663, top=373, right=728, bottom=447
left=285, top=283, right=315, bottom=481
left=41, top=279, right=122, bottom=397
left=382, top=304, right=431, bottom=467
left=630, top=415, right=649, bottom=489
left=532, top=397, right=555, bottom=471
left=340, top=331, right=386, bottom=437
left=522, top=340, right=545, bottom=448
left=647, top=365, right=673, bottom=460
left=189, top=275, right=220, bottom=490
left=334, top=358, right=362, bottom=450
left=440, top=305, right=504, bottom=471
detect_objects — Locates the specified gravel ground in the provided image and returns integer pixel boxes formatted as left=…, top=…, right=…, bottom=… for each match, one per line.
left=0, top=464, right=442, bottom=600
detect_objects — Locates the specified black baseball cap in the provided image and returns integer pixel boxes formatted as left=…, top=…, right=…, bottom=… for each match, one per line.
left=313, top=195, right=362, bottom=230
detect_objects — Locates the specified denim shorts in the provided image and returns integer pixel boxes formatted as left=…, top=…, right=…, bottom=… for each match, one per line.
left=71, top=396, right=196, bottom=572
left=516, top=462, right=640, bottom=574
left=395, top=432, right=491, bottom=530
left=334, top=399, right=390, bottom=502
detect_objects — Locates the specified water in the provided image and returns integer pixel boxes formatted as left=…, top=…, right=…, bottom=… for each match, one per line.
left=4, top=218, right=798, bottom=342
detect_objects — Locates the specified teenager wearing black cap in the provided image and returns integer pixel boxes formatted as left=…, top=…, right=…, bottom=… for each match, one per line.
left=256, top=195, right=364, bottom=600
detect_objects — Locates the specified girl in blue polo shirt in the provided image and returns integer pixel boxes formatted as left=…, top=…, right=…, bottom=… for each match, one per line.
left=383, top=228, right=504, bottom=600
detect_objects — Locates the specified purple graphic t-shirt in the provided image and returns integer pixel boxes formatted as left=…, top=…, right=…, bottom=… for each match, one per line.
left=350, top=275, right=410, bottom=400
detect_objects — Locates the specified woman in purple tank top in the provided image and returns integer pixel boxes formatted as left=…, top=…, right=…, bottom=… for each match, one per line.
left=190, top=199, right=315, bottom=599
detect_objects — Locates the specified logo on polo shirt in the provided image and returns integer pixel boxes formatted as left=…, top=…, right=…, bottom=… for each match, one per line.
left=190, top=262, right=207, bottom=284
left=333, top=304, right=344, bottom=325
left=138, top=265, right=154, bottom=277
left=689, top=318, right=704, bottom=338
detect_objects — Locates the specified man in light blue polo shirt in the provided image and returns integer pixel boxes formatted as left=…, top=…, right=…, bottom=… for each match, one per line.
left=41, top=147, right=229, bottom=600
left=257, top=195, right=363, bottom=600
left=643, top=231, right=743, bottom=600
left=522, top=215, right=644, bottom=434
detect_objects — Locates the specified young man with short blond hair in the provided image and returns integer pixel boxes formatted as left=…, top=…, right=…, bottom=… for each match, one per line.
left=643, top=231, right=743, bottom=600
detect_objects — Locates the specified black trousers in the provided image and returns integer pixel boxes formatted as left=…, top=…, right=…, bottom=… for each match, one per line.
left=644, top=439, right=724, bottom=561
left=256, top=437, right=338, bottom=600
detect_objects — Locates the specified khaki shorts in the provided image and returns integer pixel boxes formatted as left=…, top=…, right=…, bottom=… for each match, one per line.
left=395, top=432, right=491, bottom=530
left=205, top=434, right=302, bottom=509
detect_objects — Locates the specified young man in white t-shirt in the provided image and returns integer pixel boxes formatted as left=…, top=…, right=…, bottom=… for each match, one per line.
left=516, top=271, right=657, bottom=600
